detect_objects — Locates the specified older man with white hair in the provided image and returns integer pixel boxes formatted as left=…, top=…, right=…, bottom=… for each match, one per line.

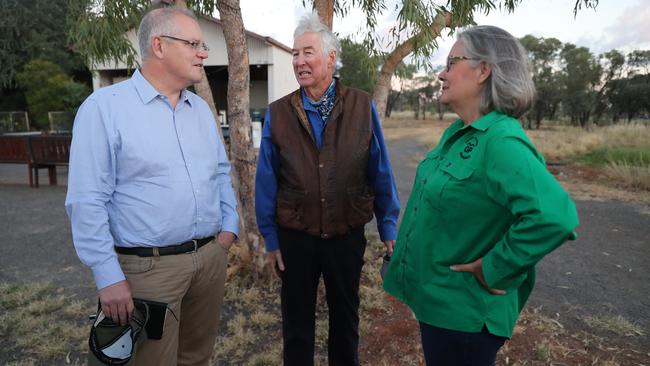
left=255, top=12, right=400, bottom=366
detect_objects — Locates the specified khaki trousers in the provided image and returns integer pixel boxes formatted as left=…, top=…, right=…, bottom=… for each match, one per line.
left=117, top=239, right=228, bottom=366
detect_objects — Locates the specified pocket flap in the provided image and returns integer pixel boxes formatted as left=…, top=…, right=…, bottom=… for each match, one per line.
left=440, top=160, right=474, bottom=180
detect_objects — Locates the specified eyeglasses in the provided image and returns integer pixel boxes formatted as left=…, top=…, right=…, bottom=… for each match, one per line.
left=446, top=55, right=480, bottom=72
left=160, top=35, right=210, bottom=52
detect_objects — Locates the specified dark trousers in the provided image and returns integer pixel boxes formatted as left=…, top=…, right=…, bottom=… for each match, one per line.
left=419, top=322, right=507, bottom=366
left=278, top=227, right=367, bottom=366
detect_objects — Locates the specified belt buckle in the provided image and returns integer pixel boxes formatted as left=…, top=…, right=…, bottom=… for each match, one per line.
left=189, top=239, right=198, bottom=253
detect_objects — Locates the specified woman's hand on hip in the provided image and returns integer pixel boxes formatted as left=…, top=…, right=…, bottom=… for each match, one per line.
left=451, top=258, right=506, bottom=295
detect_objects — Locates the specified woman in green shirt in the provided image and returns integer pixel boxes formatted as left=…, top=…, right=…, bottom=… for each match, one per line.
left=383, top=25, right=579, bottom=366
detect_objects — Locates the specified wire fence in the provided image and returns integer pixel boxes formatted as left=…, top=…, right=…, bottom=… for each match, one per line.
left=0, top=111, right=30, bottom=133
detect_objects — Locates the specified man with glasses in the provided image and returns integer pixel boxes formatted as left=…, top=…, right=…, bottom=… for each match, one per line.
left=66, top=7, right=238, bottom=365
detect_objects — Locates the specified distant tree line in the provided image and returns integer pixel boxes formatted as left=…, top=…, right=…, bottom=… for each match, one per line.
left=338, top=35, right=650, bottom=128
left=521, top=35, right=649, bottom=128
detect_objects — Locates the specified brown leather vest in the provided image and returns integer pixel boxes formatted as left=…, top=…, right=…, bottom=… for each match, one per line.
left=269, top=83, right=375, bottom=239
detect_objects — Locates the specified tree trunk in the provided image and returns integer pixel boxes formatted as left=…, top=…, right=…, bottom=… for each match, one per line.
left=386, top=90, right=400, bottom=117
left=373, top=11, right=452, bottom=119
left=170, top=0, right=260, bottom=275
left=194, top=69, right=225, bottom=142
left=217, top=0, right=264, bottom=274
left=312, top=0, right=334, bottom=29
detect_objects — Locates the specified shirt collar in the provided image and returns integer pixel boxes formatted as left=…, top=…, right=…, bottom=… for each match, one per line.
left=462, top=111, right=508, bottom=131
left=131, top=69, right=192, bottom=107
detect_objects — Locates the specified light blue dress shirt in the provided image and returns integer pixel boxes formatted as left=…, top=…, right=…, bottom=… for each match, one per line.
left=65, top=70, right=239, bottom=290
left=255, top=87, right=400, bottom=251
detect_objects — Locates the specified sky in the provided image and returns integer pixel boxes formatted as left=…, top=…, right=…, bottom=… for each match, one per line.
left=230, top=0, right=650, bottom=68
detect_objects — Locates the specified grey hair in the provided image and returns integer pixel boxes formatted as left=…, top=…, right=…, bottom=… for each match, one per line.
left=138, top=7, right=197, bottom=60
left=458, top=25, right=535, bottom=118
left=293, top=12, right=340, bottom=61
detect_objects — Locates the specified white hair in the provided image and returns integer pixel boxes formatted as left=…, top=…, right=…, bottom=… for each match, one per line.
left=293, top=12, right=340, bottom=60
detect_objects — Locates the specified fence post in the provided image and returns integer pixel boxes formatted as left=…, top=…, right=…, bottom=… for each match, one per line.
left=48, top=112, right=54, bottom=131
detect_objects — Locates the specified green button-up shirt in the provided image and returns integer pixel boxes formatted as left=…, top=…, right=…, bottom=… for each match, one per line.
left=383, top=111, right=578, bottom=338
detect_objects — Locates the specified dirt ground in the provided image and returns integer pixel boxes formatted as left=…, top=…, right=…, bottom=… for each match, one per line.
left=1, top=119, right=649, bottom=364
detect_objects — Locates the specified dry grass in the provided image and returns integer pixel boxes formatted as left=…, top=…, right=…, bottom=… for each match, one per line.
left=0, top=282, right=92, bottom=364
left=527, top=123, right=650, bottom=161
left=384, top=115, right=650, bottom=162
left=213, top=276, right=282, bottom=365
left=605, top=163, right=650, bottom=191
left=211, top=232, right=390, bottom=366
left=498, top=307, right=650, bottom=366
left=583, top=314, right=646, bottom=337
left=382, top=114, right=450, bottom=145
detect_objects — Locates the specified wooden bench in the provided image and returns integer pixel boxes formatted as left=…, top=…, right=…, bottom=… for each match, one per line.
left=0, top=134, right=71, bottom=187
left=29, top=135, right=72, bottom=187
left=0, top=136, right=35, bottom=187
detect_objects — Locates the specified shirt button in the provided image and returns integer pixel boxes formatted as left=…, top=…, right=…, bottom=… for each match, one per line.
left=321, top=198, right=326, bottom=202
left=198, top=217, right=202, bottom=222
left=319, top=163, right=324, bottom=168
left=321, top=233, right=329, bottom=239
left=446, top=162, right=452, bottom=167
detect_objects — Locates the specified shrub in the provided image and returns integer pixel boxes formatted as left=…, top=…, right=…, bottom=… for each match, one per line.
left=15, top=59, right=89, bottom=130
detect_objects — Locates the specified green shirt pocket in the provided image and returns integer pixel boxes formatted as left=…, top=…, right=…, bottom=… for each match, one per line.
left=423, top=159, right=475, bottom=211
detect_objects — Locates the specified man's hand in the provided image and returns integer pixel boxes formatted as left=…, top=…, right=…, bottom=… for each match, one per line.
left=450, top=258, right=506, bottom=295
left=266, top=250, right=285, bottom=279
left=217, top=231, right=236, bottom=250
left=383, top=240, right=395, bottom=256
left=98, top=280, right=133, bottom=325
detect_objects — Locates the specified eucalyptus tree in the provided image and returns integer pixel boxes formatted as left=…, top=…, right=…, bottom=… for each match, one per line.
left=628, top=50, right=650, bottom=76
left=309, top=0, right=599, bottom=117
left=520, top=35, right=563, bottom=128
left=338, top=38, right=379, bottom=93
left=69, top=0, right=262, bottom=272
left=560, top=44, right=602, bottom=127
left=386, top=62, right=417, bottom=117
left=594, top=49, right=626, bottom=122
left=608, top=51, right=650, bottom=123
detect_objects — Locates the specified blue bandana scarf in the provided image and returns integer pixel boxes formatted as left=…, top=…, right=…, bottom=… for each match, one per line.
left=307, top=79, right=336, bottom=124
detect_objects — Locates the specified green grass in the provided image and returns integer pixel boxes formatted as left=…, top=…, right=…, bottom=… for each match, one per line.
left=577, top=147, right=650, bottom=167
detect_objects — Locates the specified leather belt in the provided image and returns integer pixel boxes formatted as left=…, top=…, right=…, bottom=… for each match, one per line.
left=115, top=236, right=215, bottom=257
